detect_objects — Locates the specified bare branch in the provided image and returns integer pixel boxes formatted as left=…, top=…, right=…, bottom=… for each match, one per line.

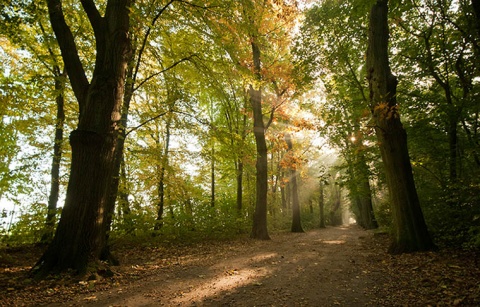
left=134, top=54, right=197, bottom=91
left=132, top=0, right=176, bottom=88
left=125, top=111, right=169, bottom=136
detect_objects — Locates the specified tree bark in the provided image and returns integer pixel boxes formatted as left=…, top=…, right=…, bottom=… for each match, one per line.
left=250, top=39, right=270, bottom=240
left=319, top=180, right=326, bottom=228
left=118, top=156, right=133, bottom=233
left=285, top=133, right=303, bottom=233
left=366, top=0, right=435, bottom=254
left=356, top=154, right=378, bottom=230
left=329, top=185, right=342, bottom=226
left=42, top=68, right=66, bottom=243
left=211, top=144, right=215, bottom=208
left=236, top=159, right=244, bottom=212
left=155, top=113, right=172, bottom=231
left=33, top=0, right=132, bottom=276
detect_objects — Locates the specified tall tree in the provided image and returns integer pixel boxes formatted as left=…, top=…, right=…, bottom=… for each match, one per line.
left=285, top=133, right=303, bottom=232
left=318, top=178, right=326, bottom=228
left=366, top=0, right=435, bottom=253
left=33, top=0, right=133, bottom=276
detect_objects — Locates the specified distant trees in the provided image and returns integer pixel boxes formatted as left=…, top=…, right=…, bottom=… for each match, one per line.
left=296, top=0, right=379, bottom=230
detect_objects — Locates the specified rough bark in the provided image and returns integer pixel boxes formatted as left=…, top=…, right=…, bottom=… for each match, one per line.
left=250, top=39, right=270, bottom=240
left=356, top=154, right=378, bottom=230
left=100, top=42, right=137, bottom=264
left=367, top=0, right=435, bottom=254
left=33, top=0, right=132, bottom=277
left=285, top=134, right=303, bottom=233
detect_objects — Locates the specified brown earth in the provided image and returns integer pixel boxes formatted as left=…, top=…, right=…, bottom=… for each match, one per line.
left=1, top=225, right=479, bottom=306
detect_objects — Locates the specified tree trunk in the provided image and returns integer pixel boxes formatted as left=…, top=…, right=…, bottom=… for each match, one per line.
left=329, top=185, right=342, bottom=226
left=448, top=117, right=458, bottom=181
left=236, top=159, right=243, bottom=212
left=250, top=39, right=270, bottom=240
left=285, top=134, right=303, bottom=233
left=473, top=0, right=480, bottom=39
left=366, top=0, right=435, bottom=254
left=211, top=144, right=215, bottom=207
left=319, top=180, right=326, bottom=228
left=356, top=154, right=378, bottom=230
left=42, top=68, right=66, bottom=243
left=236, top=110, right=247, bottom=213
left=280, top=182, right=287, bottom=212
left=101, top=55, right=135, bottom=263
left=118, top=156, right=133, bottom=233
left=155, top=113, right=172, bottom=231
left=34, top=0, right=132, bottom=276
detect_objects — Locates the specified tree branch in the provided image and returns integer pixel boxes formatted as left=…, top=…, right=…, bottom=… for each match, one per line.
left=134, top=54, right=197, bottom=91
left=132, top=0, right=176, bottom=88
left=80, top=0, right=103, bottom=38
left=46, top=0, right=89, bottom=108
left=125, top=111, right=169, bottom=136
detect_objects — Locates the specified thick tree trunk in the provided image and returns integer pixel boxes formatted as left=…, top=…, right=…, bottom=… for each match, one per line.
left=356, top=154, right=378, bottom=230
left=473, top=0, right=480, bottom=39
left=101, top=53, right=135, bottom=262
left=250, top=39, right=270, bottom=240
left=34, top=0, right=132, bottom=276
left=285, top=134, right=303, bottom=233
left=250, top=84, right=270, bottom=239
left=367, top=0, right=435, bottom=254
left=329, top=186, right=342, bottom=226
left=42, top=68, right=66, bottom=243
left=359, top=178, right=378, bottom=229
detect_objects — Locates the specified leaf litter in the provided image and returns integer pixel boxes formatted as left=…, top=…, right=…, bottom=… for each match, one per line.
left=0, top=226, right=479, bottom=306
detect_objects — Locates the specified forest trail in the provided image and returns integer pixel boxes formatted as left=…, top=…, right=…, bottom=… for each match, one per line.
left=52, top=225, right=383, bottom=306
left=3, top=225, right=479, bottom=306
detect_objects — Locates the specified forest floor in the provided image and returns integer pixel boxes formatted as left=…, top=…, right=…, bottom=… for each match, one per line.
left=1, top=225, right=480, bottom=306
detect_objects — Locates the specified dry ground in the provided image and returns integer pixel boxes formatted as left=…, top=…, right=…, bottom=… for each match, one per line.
left=1, top=225, right=479, bottom=306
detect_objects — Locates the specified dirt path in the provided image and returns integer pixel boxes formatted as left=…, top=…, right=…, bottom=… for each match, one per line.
left=47, top=225, right=383, bottom=306
left=4, top=225, right=480, bottom=306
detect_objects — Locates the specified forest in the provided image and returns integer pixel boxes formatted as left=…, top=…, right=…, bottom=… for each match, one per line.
left=1, top=0, right=479, bottom=305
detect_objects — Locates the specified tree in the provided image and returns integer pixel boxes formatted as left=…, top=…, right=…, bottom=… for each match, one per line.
left=284, top=133, right=304, bottom=232
left=366, top=0, right=435, bottom=253
left=195, top=0, right=298, bottom=239
left=33, top=0, right=134, bottom=276
left=318, top=178, right=326, bottom=228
